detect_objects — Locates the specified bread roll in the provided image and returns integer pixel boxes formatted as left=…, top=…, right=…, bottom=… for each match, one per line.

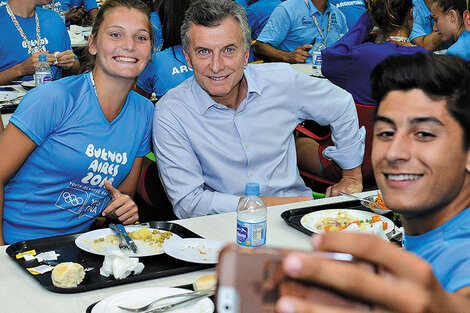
left=193, top=274, right=217, bottom=292
left=51, top=262, right=85, bottom=288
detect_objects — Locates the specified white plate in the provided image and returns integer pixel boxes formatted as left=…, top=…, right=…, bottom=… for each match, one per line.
left=75, top=226, right=181, bottom=257
left=300, top=209, right=394, bottom=235
left=163, top=238, right=226, bottom=264
left=0, top=91, right=21, bottom=102
left=91, top=287, right=214, bottom=313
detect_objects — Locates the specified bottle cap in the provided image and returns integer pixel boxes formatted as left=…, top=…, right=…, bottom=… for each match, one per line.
left=39, top=54, right=47, bottom=62
left=245, top=182, right=260, bottom=196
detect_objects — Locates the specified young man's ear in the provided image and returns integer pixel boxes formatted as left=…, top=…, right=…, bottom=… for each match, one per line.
left=464, top=10, right=470, bottom=31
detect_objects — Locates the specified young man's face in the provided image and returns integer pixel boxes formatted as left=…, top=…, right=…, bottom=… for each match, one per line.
left=183, top=17, right=249, bottom=109
left=372, top=89, right=470, bottom=217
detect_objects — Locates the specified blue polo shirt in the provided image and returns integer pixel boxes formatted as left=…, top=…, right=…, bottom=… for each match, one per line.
left=246, top=0, right=283, bottom=40
left=410, top=0, right=433, bottom=41
left=329, top=0, right=366, bottom=30
left=446, top=30, right=470, bottom=60
left=257, top=0, right=348, bottom=63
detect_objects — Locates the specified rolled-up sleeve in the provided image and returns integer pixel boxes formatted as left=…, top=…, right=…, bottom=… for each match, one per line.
left=295, top=71, right=365, bottom=169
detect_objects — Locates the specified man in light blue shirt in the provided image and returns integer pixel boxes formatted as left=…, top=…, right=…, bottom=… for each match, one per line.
left=254, top=0, right=348, bottom=63
left=410, top=0, right=442, bottom=51
left=153, top=0, right=364, bottom=218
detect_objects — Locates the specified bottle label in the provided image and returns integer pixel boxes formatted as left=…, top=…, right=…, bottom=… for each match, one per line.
left=236, top=220, right=266, bottom=247
left=312, top=52, right=322, bottom=67
left=35, top=73, right=52, bottom=86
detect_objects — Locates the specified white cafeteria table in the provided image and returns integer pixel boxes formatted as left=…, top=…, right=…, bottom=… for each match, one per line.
left=0, top=191, right=377, bottom=313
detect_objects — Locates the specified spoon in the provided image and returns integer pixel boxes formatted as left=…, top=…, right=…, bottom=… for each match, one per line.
left=338, top=191, right=391, bottom=214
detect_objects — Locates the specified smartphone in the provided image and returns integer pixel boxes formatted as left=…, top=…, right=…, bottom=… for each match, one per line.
left=216, top=244, right=376, bottom=313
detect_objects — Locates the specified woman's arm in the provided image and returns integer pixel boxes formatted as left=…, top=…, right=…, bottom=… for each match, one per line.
left=0, top=124, right=37, bottom=245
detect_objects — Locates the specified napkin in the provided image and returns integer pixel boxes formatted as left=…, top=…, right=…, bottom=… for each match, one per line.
left=99, top=251, right=144, bottom=280
left=343, top=221, right=389, bottom=241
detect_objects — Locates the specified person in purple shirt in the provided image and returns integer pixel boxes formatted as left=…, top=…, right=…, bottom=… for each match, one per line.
left=321, top=0, right=428, bottom=106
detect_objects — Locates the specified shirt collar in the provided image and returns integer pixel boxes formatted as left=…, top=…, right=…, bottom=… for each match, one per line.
left=307, top=0, right=332, bottom=16
left=191, top=65, right=262, bottom=115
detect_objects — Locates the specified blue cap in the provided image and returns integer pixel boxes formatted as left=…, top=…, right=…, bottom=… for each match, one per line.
left=39, top=54, right=47, bottom=62
left=245, top=182, right=260, bottom=196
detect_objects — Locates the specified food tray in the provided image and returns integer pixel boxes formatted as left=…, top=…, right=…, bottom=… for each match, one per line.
left=5, top=221, right=213, bottom=293
left=281, top=199, right=400, bottom=237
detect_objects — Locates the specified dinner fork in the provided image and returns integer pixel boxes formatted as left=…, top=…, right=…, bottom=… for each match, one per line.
left=117, top=290, right=215, bottom=312
left=338, top=191, right=390, bottom=213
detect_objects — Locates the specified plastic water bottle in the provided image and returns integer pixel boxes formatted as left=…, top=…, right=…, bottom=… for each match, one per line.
left=311, top=41, right=324, bottom=75
left=236, top=182, right=267, bottom=247
left=35, top=54, right=52, bottom=86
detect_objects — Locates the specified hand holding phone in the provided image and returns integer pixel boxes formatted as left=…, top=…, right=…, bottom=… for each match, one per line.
left=216, top=244, right=377, bottom=313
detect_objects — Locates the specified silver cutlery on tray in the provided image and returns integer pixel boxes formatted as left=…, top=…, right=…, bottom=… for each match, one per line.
left=118, top=289, right=215, bottom=312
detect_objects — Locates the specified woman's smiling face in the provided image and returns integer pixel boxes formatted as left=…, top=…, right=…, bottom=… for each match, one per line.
left=89, top=7, right=152, bottom=81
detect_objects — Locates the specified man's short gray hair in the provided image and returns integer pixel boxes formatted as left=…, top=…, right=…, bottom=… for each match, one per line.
left=181, top=0, right=252, bottom=52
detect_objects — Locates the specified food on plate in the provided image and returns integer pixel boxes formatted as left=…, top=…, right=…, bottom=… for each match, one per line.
left=193, top=274, right=217, bottom=292
left=314, top=211, right=388, bottom=232
left=368, top=193, right=389, bottom=211
left=51, top=262, right=85, bottom=288
left=91, top=227, right=173, bottom=253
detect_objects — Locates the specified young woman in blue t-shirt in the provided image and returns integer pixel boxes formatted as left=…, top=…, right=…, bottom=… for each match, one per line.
left=0, top=0, right=155, bottom=245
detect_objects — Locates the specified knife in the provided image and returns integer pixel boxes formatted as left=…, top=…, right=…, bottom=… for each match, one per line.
left=109, top=223, right=131, bottom=251
left=116, top=223, right=138, bottom=253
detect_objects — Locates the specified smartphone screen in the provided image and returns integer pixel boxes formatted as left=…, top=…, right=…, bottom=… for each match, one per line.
left=217, top=245, right=375, bottom=313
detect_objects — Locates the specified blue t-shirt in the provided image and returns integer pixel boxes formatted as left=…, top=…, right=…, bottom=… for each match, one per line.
left=3, top=73, right=153, bottom=244
left=137, top=45, right=193, bottom=99
left=329, top=0, right=366, bottom=30
left=54, top=0, right=98, bottom=12
left=0, top=6, right=72, bottom=81
left=235, top=0, right=250, bottom=8
left=246, top=0, right=283, bottom=40
left=321, top=13, right=429, bottom=105
left=150, top=12, right=164, bottom=53
left=446, top=31, right=470, bottom=61
left=257, top=0, right=348, bottom=63
left=410, top=0, right=433, bottom=41
left=403, top=207, right=470, bottom=292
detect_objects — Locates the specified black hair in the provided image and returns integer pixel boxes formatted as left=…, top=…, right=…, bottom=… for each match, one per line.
left=371, top=53, right=470, bottom=149
left=158, top=0, right=191, bottom=50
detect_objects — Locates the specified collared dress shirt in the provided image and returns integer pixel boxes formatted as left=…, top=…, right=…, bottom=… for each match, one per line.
left=257, top=0, right=348, bottom=63
left=153, top=63, right=365, bottom=218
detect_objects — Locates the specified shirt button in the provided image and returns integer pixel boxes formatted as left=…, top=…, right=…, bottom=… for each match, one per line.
left=217, top=105, right=222, bottom=109
left=245, top=144, right=249, bottom=148
left=250, top=172, right=254, bottom=176
left=235, top=113, right=239, bottom=117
